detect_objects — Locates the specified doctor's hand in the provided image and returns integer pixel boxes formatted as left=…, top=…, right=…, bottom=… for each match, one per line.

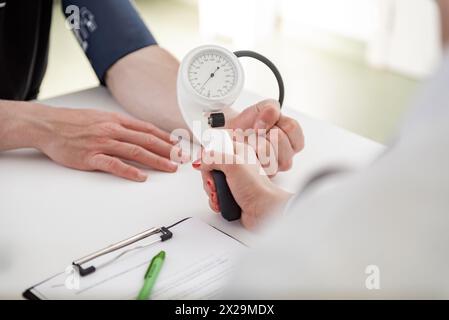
left=192, top=143, right=293, bottom=229
left=226, top=99, right=304, bottom=176
left=1, top=102, right=186, bottom=181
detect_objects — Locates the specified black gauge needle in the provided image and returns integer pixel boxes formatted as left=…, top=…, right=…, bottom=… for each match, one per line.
left=200, top=66, right=220, bottom=90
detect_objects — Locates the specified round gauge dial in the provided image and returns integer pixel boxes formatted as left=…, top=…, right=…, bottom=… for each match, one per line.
left=188, top=51, right=237, bottom=99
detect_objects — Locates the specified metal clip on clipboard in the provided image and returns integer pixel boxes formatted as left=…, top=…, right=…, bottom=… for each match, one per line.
left=72, top=226, right=174, bottom=277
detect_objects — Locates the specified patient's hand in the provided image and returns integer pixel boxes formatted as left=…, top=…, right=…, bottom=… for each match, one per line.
left=14, top=103, right=185, bottom=181
left=193, top=143, right=292, bottom=229
left=226, top=99, right=304, bottom=176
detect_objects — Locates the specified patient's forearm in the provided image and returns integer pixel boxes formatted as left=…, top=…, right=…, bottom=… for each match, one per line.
left=105, top=45, right=188, bottom=134
left=0, top=100, right=51, bottom=152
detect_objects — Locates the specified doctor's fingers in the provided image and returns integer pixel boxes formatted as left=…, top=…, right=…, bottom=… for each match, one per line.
left=200, top=169, right=217, bottom=195
left=275, top=115, right=305, bottom=153
left=209, top=194, right=220, bottom=213
left=267, top=126, right=295, bottom=172
left=192, top=148, right=216, bottom=195
left=196, top=163, right=220, bottom=212
left=193, top=153, right=239, bottom=176
left=245, top=134, right=279, bottom=176
left=102, top=141, right=178, bottom=173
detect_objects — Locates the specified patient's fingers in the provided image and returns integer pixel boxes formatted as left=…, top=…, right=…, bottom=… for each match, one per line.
left=104, top=141, right=178, bottom=172
left=88, top=154, right=147, bottom=182
left=114, top=126, right=187, bottom=163
left=117, top=114, right=175, bottom=144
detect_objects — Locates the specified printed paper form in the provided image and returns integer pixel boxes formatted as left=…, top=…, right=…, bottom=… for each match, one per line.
left=28, top=218, right=247, bottom=299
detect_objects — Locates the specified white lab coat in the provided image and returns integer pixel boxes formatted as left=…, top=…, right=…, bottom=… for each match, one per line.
left=225, top=54, right=449, bottom=299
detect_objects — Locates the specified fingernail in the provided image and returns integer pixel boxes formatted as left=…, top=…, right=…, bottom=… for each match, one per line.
left=164, top=159, right=178, bottom=172
left=255, top=120, right=267, bottom=130
left=137, top=171, right=148, bottom=181
left=207, top=179, right=216, bottom=192
left=192, top=159, right=201, bottom=169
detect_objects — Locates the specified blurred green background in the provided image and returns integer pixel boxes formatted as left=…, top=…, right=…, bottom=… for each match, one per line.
left=41, top=0, right=425, bottom=143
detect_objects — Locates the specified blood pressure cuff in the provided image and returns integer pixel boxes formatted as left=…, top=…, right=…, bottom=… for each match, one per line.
left=61, top=0, right=157, bottom=84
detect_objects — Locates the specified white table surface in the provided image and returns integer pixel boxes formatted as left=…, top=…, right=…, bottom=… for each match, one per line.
left=0, top=87, right=384, bottom=299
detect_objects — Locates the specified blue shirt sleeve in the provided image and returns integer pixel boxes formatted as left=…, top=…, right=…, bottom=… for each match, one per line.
left=62, top=0, right=157, bottom=84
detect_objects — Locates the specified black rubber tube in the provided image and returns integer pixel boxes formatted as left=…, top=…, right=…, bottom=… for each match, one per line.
left=234, top=50, right=285, bottom=107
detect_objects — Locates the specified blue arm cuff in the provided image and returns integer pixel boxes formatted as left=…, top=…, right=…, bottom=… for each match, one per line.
left=62, top=0, right=157, bottom=84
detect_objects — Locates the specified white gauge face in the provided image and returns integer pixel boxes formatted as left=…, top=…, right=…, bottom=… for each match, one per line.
left=188, top=51, right=237, bottom=99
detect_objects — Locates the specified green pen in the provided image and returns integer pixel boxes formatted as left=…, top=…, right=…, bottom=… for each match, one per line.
left=137, top=250, right=166, bottom=300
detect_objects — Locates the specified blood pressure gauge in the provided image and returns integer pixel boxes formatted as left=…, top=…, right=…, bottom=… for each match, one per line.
left=188, top=50, right=239, bottom=99
left=178, top=45, right=245, bottom=131
left=177, top=45, right=284, bottom=222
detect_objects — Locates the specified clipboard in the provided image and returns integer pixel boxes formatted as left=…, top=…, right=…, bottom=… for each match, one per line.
left=23, top=217, right=246, bottom=300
